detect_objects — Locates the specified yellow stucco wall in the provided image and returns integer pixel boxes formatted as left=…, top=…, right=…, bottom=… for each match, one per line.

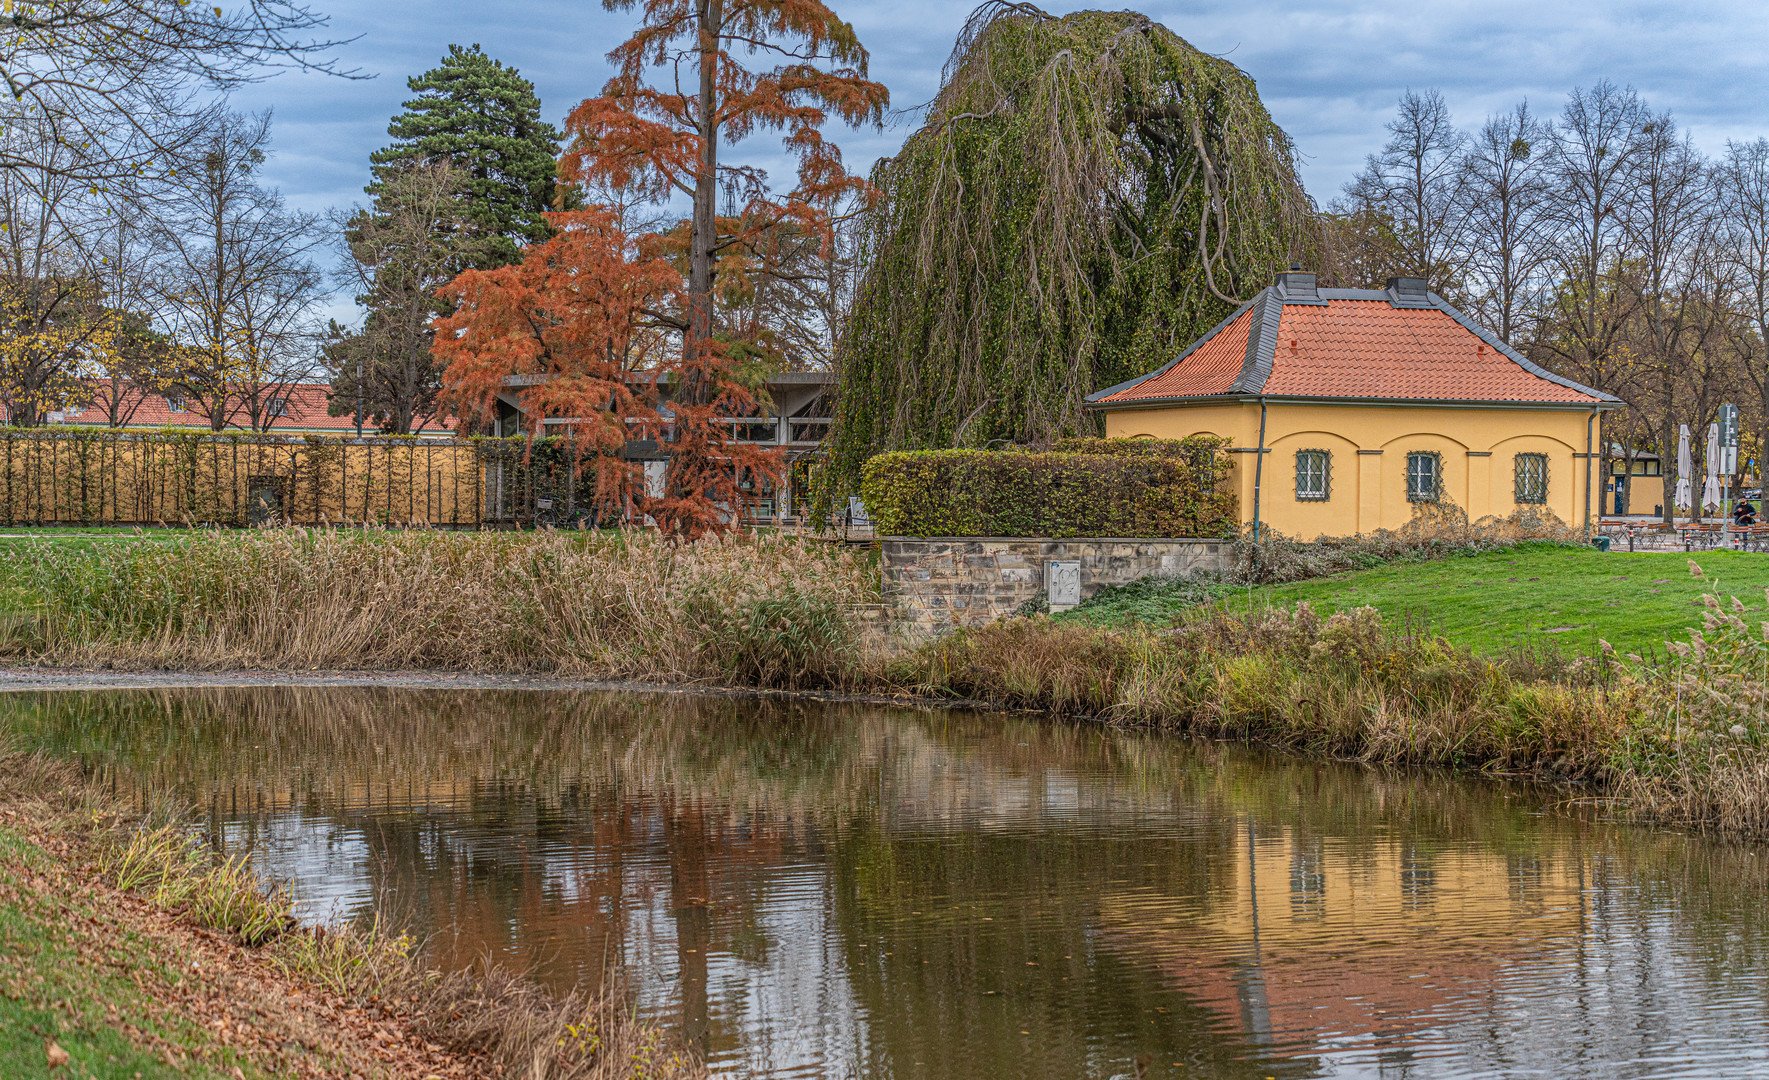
left=1103, top=400, right=1600, bottom=536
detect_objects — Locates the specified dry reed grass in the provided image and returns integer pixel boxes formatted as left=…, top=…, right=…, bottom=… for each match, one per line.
left=909, top=554, right=1769, bottom=835
left=6, top=527, right=878, bottom=688
left=906, top=601, right=1645, bottom=777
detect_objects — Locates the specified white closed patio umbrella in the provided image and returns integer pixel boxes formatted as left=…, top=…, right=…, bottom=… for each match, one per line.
left=1704, top=422, right=1723, bottom=515
left=1674, top=423, right=1694, bottom=516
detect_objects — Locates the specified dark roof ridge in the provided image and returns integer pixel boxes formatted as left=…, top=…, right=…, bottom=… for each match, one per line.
left=1227, top=290, right=1282, bottom=394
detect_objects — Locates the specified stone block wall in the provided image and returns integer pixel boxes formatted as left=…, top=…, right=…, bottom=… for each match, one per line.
left=880, top=537, right=1233, bottom=635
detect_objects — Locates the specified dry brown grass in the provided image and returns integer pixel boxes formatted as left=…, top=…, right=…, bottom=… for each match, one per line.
left=1231, top=501, right=1586, bottom=584
left=7, top=527, right=878, bottom=688
left=904, top=602, right=1645, bottom=777
left=417, top=969, right=703, bottom=1080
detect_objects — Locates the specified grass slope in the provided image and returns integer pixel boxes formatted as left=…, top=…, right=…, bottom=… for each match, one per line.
left=0, top=828, right=244, bottom=1080
left=1069, top=544, right=1769, bottom=656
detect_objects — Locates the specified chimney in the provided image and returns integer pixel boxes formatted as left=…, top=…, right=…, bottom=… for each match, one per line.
left=1273, top=269, right=1318, bottom=302
left=1384, top=276, right=1432, bottom=308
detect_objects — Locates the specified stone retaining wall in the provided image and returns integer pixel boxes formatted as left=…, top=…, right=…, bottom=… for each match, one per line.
left=880, top=537, right=1233, bottom=634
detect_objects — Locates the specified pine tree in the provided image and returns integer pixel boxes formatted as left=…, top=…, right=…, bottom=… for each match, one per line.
left=369, top=44, right=564, bottom=267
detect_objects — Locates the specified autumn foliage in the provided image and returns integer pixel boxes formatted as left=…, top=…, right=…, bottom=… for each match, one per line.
left=434, top=208, right=778, bottom=537
left=434, top=0, right=887, bottom=539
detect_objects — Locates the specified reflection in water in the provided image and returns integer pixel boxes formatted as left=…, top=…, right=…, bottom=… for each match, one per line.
left=7, top=686, right=1769, bottom=1078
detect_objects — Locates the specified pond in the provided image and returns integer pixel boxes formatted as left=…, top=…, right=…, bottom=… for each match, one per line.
left=4, top=685, right=1769, bottom=1079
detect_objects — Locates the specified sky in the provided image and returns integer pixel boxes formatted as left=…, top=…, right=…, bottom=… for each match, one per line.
left=227, top=0, right=1769, bottom=315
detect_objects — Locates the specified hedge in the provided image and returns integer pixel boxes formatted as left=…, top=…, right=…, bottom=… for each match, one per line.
left=0, top=429, right=615, bottom=527
left=860, top=437, right=1235, bottom=538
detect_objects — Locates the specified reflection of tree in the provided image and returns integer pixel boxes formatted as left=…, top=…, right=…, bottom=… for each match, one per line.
left=12, top=686, right=1769, bottom=1076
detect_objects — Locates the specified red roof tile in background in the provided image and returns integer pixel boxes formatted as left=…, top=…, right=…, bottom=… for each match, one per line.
left=0, top=382, right=457, bottom=433
left=1264, top=302, right=1597, bottom=403
left=1103, top=307, right=1253, bottom=402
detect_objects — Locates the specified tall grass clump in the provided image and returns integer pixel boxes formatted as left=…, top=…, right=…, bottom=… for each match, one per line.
left=915, top=555, right=1769, bottom=835
left=4, top=527, right=878, bottom=688
left=1611, top=564, right=1769, bottom=833
left=97, top=824, right=296, bottom=945
left=908, top=601, right=1646, bottom=775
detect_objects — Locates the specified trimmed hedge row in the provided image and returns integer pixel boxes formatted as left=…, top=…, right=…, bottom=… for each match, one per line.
left=860, top=437, right=1235, bottom=538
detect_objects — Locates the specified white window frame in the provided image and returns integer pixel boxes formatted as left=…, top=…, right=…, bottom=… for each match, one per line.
left=1406, top=452, right=1441, bottom=503
left=1295, top=450, right=1330, bottom=501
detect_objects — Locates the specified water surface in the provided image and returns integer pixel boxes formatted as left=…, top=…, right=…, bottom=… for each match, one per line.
left=5, top=686, right=1769, bottom=1079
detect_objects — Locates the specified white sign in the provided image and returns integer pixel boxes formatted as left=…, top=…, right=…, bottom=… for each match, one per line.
left=1046, top=560, right=1082, bottom=609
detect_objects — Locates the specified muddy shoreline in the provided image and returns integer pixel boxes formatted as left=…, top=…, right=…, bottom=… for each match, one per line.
left=0, top=665, right=991, bottom=708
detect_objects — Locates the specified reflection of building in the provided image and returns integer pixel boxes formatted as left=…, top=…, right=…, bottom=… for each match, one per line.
left=492, top=370, right=833, bottom=520
left=1097, top=822, right=1584, bottom=1057
left=57, top=687, right=1753, bottom=1080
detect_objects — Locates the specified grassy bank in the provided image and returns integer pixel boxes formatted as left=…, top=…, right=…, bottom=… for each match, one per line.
left=4, top=526, right=1768, bottom=835
left=1063, top=542, right=1769, bottom=656
left=902, top=588, right=1769, bottom=831
left=0, top=748, right=705, bottom=1080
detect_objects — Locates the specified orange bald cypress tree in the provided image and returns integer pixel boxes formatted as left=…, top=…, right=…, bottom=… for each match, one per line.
left=436, top=0, right=887, bottom=537
left=564, top=0, right=888, bottom=531
left=433, top=207, right=674, bottom=516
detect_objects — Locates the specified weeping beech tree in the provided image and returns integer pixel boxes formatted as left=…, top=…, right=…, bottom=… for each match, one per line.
left=824, top=3, right=1316, bottom=496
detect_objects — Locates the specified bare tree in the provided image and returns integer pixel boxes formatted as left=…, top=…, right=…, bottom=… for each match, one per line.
left=1618, top=113, right=1725, bottom=521
left=0, top=112, right=118, bottom=425
left=0, top=0, right=352, bottom=185
left=1718, top=138, right=1769, bottom=489
left=1537, top=81, right=1649, bottom=399
left=324, top=160, right=476, bottom=434
left=1458, top=102, right=1552, bottom=343
left=84, top=202, right=182, bottom=425
left=1342, top=88, right=1471, bottom=290
left=150, top=110, right=325, bottom=431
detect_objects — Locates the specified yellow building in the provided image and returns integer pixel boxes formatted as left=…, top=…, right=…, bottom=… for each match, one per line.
left=1086, top=274, right=1620, bottom=537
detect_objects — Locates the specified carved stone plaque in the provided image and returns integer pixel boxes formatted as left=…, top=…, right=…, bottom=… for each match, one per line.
left=1046, top=560, right=1082, bottom=609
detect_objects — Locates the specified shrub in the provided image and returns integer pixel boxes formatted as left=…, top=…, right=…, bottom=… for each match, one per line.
left=1228, top=500, right=1587, bottom=585
left=860, top=437, right=1233, bottom=538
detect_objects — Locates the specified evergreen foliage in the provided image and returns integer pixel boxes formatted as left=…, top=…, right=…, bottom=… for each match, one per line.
left=369, top=44, right=565, bottom=267
left=825, top=4, right=1315, bottom=502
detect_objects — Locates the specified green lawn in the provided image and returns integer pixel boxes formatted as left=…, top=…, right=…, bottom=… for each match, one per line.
left=0, top=829, right=243, bottom=1080
left=1071, top=543, right=1769, bottom=657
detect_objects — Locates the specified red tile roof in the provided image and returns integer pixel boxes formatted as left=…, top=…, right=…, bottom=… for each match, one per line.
left=1, top=382, right=457, bottom=434
left=1089, top=284, right=1615, bottom=408
left=1100, top=304, right=1254, bottom=402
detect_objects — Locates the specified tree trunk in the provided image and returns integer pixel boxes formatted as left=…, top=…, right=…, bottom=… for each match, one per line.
left=685, top=0, right=722, bottom=400
left=1660, top=411, right=1678, bottom=524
